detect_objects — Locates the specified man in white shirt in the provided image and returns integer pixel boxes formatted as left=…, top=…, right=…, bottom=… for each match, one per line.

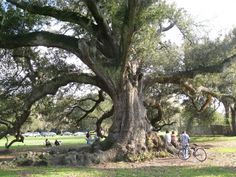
left=164, top=130, right=171, bottom=145
left=180, top=131, right=190, bottom=159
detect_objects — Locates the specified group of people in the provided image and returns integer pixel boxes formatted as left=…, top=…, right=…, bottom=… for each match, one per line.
left=165, top=130, right=190, bottom=159
left=44, top=130, right=101, bottom=147
left=45, top=139, right=61, bottom=147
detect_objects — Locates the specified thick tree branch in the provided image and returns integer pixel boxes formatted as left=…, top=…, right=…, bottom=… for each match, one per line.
left=6, top=0, right=119, bottom=61
left=153, top=121, right=177, bottom=132
left=119, top=0, right=140, bottom=68
left=75, top=90, right=105, bottom=124
left=144, top=53, right=236, bottom=89
left=83, top=0, right=110, bottom=35
left=0, top=31, right=78, bottom=51
left=66, top=97, right=101, bottom=117
left=5, top=132, right=24, bottom=149
left=0, top=32, right=101, bottom=73
left=66, top=105, right=88, bottom=115
left=157, top=22, right=176, bottom=34
left=143, top=54, right=236, bottom=112
left=143, top=75, right=182, bottom=91
left=82, top=0, right=116, bottom=59
left=96, top=106, right=114, bottom=138
left=180, top=83, right=215, bottom=112
left=6, top=0, right=96, bottom=34
left=28, top=72, right=109, bottom=103
left=0, top=119, right=13, bottom=129
left=0, top=73, right=107, bottom=147
left=144, top=97, right=163, bottom=125
left=189, top=94, right=213, bottom=112
left=184, top=53, right=236, bottom=75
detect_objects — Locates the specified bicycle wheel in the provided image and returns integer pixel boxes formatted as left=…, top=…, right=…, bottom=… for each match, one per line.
left=178, top=147, right=191, bottom=160
left=194, top=148, right=207, bottom=162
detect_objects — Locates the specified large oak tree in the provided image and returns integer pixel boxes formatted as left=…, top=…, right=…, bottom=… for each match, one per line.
left=0, top=0, right=236, bottom=162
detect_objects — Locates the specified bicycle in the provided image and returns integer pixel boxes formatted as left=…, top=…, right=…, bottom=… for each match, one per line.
left=178, top=143, right=207, bottom=162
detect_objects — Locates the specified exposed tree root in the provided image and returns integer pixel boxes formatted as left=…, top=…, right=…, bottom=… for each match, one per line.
left=12, top=132, right=178, bottom=166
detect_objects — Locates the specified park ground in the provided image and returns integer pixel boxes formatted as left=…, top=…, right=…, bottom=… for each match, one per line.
left=95, top=140, right=236, bottom=168
left=0, top=136, right=236, bottom=177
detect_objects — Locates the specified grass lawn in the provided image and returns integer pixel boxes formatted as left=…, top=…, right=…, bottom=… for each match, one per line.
left=209, top=147, right=236, bottom=153
left=0, top=135, right=87, bottom=150
left=191, top=135, right=236, bottom=143
left=0, top=166, right=236, bottom=177
left=157, top=132, right=236, bottom=143
left=1, top=134, right=233, bottom=149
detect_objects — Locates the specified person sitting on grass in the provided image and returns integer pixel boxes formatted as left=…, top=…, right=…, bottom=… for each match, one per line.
left=45, top=139, right=52, bottom=147
left=54, top=139, right=61, bottom=146
left=86, top=131, right=92, bottom=144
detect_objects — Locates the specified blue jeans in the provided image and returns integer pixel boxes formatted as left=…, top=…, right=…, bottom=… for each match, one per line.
left=182, top=144, right=189, bottom=159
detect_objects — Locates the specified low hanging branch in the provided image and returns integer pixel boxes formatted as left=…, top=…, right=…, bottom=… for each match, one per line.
left=144, top=97, right=163, bottom=126
left=0, top=118, right=14, bottom=129
left=75, top=90, right=105, bottom=124
left=145, top=65, right=236, bottom=113
left=144, top=96, right=177, bottom=131
left=52, top=91, right=107, bottom=126
left=152, top=121, right=177, bottom=132
left=0, top=72, right=104, bottom=148
left=181, top=82, right=213, bottom=112
left=95, top=106, right=114, bottom=138
left=189, top=94, right=213, bottom=112
left=5, top=131, right=24, bottom=149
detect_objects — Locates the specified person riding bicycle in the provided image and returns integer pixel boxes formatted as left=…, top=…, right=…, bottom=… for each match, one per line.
left=180, top=131, right=190, bottom=159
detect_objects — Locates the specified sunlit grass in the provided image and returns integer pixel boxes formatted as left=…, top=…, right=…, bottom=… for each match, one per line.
left=210, top=147, right=236, bottom=153
left=0, top=135, right=87, bottom=150
left=158, top=132, right=236, bottom=143
left=191, top=136, right=236, bottom=143
left=2, top=135, right=235, bottom=150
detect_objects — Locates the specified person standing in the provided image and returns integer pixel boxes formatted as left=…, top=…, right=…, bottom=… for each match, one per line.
left=180, top=131, right=190, bottom=159
left=54, top=139, right=61, bottom=146
left=171, top=131, right=178, bottom=148
left=164, top=130, right=171, bottom=146
left=45, top=139, right=52, bottom=147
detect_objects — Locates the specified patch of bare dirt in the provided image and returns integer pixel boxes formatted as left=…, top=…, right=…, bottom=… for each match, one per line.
left=0, top=149, right=16, bottom=162
left=94, top=140, right=236, bottom=169
left=0, top=155, right=15, bottom=161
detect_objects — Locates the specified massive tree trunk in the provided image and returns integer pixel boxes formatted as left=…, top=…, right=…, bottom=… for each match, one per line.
left=230, top=104, right=236, bottom=135
left=97, top=73, right=153, bottom=160
left=222, top=101, right=231, bottom=125
left=56, top=75, right=164, bottom=165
